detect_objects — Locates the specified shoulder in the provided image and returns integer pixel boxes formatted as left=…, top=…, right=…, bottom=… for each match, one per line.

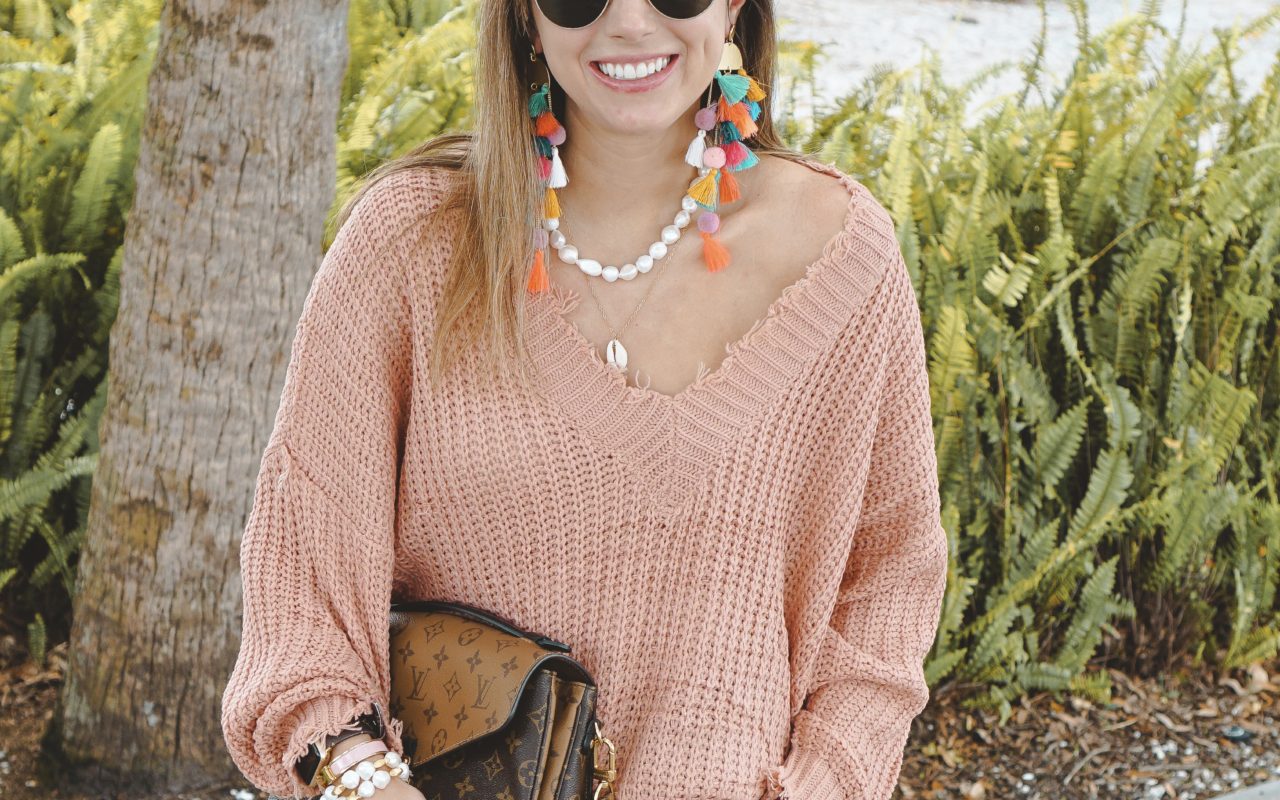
left=756, top=153, right=897, bottom=253
left=321, top=164, right=464, bottom=296
left=755, top=154, right=901, bottom=296
left=335, top=164, right=462, bottom=251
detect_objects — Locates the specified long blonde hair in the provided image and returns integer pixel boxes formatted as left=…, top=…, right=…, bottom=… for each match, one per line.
left=336, top=0, right=813, bottom=391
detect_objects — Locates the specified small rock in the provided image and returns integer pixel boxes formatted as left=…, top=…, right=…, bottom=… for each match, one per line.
left=1222, top=724, right=1254, bottom=742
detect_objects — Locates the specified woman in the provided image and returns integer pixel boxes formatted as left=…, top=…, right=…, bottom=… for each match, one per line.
left=220, top=0, right=949, bottom=799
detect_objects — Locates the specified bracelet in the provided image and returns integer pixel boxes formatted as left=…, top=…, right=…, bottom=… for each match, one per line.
left=320, top=750, right=412, bottom=799
left=330, top=739, right=390, bottom=775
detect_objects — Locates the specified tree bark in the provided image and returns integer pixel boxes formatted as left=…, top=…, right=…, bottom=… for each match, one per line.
left=56, top=0, right=350, bottom=792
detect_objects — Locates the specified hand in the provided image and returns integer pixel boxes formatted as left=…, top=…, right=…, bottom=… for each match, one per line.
left=373, top=778, right=426, bottom=800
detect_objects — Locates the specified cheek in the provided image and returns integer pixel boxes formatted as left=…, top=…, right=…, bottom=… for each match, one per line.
left=540, top=34, right=591, bottom=86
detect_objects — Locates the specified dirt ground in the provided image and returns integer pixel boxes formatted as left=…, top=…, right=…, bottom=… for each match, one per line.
left=1, top=636, right=1277, bottom=800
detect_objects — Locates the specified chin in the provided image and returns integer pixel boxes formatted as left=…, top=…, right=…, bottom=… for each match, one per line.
left=591, top=95, right=689, bottom=134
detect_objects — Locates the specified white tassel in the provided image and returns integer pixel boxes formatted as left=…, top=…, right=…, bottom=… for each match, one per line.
left=684, top=130, right=707, bottom=168
left=549, top=145, right=568, bottom=188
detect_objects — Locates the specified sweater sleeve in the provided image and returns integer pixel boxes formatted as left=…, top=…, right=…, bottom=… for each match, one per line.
left=770, top=252, right=949, bottom=800
left=219, top=177, right=421, bottom=799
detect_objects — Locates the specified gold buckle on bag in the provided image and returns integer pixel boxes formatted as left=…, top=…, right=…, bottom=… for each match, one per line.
left=591, top=720, right=618, bottom=800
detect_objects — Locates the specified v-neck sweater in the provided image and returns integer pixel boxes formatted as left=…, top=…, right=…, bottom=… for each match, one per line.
left=219, top=156, right=949, bottom=800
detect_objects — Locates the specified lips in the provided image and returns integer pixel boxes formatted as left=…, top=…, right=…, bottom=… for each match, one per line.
left=589, top=54, right=679, bottom=93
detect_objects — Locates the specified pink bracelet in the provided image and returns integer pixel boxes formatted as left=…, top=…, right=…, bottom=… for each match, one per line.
left=329, top=738, right=389, bottom=776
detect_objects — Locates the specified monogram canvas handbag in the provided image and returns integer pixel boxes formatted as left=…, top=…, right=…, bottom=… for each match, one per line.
left=387, top=600, right=618, bottom=800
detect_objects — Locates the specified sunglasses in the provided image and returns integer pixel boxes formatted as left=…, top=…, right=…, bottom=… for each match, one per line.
left=535, top=0, right=716, bottom=29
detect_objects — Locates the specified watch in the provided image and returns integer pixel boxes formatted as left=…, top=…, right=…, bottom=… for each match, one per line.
left=293, top=700, right=388, bottom=790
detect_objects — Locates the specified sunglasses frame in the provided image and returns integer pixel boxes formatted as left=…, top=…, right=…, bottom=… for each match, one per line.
left=534, top=0, right=718, bottom=29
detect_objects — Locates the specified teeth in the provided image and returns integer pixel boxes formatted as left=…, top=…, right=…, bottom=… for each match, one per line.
left=598, top=56, right=669, bottom=80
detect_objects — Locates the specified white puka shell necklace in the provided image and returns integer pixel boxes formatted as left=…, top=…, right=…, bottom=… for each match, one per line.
left=542, top=172, right=709, bottom=284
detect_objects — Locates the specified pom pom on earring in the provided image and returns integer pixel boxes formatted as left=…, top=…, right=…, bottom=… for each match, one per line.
left=684, top=130, right=707, bottom=168
left=527, top=247, right=549, bottom=293
left=714, top=72, right=751, bottom=104
left=700, top=232, right=731, bottom=272
left=688, top=168, right=719, bottom=207
left=718, top=168, right=740, bottom=203
left=537, top=155, right=552, bottom=181
left=544, top=187, right=560, bottom=218
left=548, top=145, right=568, bottom=188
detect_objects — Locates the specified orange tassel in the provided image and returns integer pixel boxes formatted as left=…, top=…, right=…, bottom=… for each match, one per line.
left=719, top=169, right=740, bottom=203
left=728, top=102, right=757, bottom=137
left=717, top=95, right=734, bottom=123
left=688, top=169, right=719, bottom=206
left=701, top=232, right=731, bottom=272
left=544, top=187, right=560, bottom=218
left=535, top=111, right=560, bottom=137
left=527, top=248, right=549, bottom=293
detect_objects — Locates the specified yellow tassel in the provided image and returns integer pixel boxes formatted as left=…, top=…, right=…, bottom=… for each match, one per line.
left=544, top=187, right=560, bottom=219
left=527, top=249, right=549, bottom=293
left=738, top=69, right=767, bottom=101
left=688, top=169, right=719, bottom=206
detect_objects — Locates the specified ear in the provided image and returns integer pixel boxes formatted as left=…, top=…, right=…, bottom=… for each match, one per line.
left=727, top=0, right=746, bottom=28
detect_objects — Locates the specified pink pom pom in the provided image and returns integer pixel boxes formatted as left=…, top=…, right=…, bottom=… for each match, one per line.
left=694, top=106, right=718, bottom=131
left=548, top=125, right=566, bottom=146
left=702, top=146, right=726, bottom=169
left=532, top=228, right=549, bottom=249
left=537, top=156, right=552, bottom=180
left=697, top=212, right=720, bottom=234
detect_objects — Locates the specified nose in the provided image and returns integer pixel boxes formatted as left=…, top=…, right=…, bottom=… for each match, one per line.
left=598, top=0, right=660, bottom=39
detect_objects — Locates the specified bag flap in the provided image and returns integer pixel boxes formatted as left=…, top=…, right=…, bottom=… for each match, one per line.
left=388, top=605, right=592, bottom=767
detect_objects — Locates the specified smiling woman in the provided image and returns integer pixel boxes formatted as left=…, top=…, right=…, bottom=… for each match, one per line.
left=218, top=2, right=949, bottom=800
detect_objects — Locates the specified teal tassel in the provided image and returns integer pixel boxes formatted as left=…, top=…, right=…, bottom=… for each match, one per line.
left=727, top=147, right=759, bottom=172
left=534, top=136, right=552, bottom=158
left=718, top=121, right=742, bottom=143
left=714, top=72, right=750, bottom=104
left=528, top=83, right=550, bottom=117
left=746, top=99, right=762, bottom=121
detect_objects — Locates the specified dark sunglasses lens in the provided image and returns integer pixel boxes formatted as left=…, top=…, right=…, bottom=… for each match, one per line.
left=650, top=0, right=715, bottom=19
left=537, top=0, right=608, bottom=28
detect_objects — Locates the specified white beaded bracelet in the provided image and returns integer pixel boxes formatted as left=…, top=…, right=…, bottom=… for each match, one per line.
left=321, top=749, right=412, bottom=799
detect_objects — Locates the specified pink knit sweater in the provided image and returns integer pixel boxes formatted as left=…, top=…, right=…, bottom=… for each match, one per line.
left=219, top=156, right=948, bottom=800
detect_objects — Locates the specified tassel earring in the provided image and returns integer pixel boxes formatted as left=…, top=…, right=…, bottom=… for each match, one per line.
left=527, top=46, right=567, bottom=294
left=680, top=21, right=767, bottom=273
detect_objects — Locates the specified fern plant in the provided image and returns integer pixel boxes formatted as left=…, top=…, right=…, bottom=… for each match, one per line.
left=805, top=0, right=1280, bottom=718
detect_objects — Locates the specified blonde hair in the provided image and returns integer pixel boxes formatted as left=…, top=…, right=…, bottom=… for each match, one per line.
left=336, top=0, right=813, bottom=392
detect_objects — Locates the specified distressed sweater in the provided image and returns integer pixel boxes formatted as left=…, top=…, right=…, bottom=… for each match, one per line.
left=219, top=156, right=949, bottom=800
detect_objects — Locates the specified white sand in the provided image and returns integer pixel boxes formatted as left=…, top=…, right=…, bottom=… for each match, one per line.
left=775, top=0, right=1280, bottom=119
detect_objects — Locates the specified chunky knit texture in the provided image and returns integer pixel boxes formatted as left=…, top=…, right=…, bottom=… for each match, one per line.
left=219, top=156, right=949, bottom=800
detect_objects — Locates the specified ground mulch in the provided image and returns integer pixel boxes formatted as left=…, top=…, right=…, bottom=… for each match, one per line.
left=1, top=635, right=1277, bottom=799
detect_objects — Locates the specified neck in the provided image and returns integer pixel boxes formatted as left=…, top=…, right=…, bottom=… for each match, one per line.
left=555, top=102, right=702, bottom=222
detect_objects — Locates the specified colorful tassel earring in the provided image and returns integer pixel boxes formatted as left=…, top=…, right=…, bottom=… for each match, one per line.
left=680, top=22, right=767, bottom=273
left=526, top=48, right=567, bottom=294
